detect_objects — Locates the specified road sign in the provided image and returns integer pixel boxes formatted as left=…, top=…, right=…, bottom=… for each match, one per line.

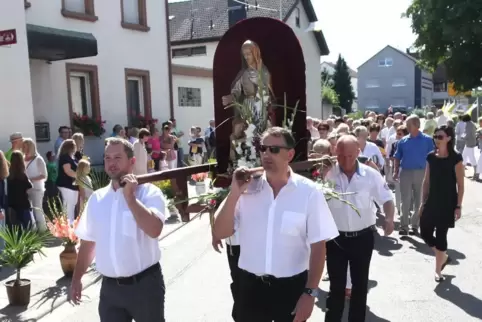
left=0, top=29, right=17, bottom=46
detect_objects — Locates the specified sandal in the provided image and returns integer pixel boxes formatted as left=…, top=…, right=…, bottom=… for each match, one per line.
left=435, top=275, right=445, bottom=282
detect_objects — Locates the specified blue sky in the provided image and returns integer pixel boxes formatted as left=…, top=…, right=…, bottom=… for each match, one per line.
left=168, top=0, right=417, bottom=70
left=313, top=0, right=416, bottom=69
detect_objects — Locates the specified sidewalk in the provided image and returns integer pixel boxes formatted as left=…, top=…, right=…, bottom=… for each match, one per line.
left=0, top=213, right=190, bottom=322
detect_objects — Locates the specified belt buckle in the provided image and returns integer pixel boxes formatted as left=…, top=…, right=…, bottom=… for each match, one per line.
left=116, top=276, right=137, bottom=286
left=260, top=275, right=271, bottom=285
left=346, top=231, right=358, bottom=238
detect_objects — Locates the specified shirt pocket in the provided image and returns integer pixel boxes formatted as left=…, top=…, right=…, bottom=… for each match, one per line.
left=122, top=211, right=137, bottom=238
left=280, top=211, right=306, bottom=237
left=352, top=191, right=371, bottom=210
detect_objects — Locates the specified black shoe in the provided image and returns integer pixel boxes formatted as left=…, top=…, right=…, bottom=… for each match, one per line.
left=399, top=229, right=408, bottom=236
left=409, top=228, right=419, bottom=235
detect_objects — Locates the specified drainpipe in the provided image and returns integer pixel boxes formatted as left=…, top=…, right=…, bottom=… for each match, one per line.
left=165, top=0, right=174, bottom=119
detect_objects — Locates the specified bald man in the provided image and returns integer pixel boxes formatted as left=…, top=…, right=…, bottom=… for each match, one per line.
left=323, top=135, right=395, bottom=322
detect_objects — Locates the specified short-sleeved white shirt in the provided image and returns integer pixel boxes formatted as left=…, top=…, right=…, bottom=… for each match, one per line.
left=75, top=183, right=166, bottom=278
left=234, top=171, right=339, bottom=278
left=325, top=163, right=393, bottom=232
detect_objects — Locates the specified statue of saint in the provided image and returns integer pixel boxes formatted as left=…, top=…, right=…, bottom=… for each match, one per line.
left=222, top=40, right=274, bottom=132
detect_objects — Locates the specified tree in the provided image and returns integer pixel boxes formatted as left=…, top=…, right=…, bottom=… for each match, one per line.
left=405, top=0, right=482, bottom=91
left=321, top=69, right=333, bottom=85
left=332, top=55, right=355, bottom=113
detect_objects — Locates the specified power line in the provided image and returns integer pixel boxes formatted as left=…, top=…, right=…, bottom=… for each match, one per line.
left=230, top=0, right=279, bottom=13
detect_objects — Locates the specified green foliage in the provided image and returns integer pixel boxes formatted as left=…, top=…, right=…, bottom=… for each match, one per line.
left=152, top=180, right=175, bottom=200
left=322, top=84, right=339, bottom=106
left=0, top=226, right=51, bottom=283
left=411, top=108, right=426, bottom=118
left=404, top=0, right=482, bottom=91
left=333, top=55, right=355, bottom=113
left=45, top=196, right=65, bottom=222
left=90, top=168, right=110, bottom=190
left=321, top=69, right=333, bottom=85
left=345, top=110, right=364, bottom=120
left=72, top=113, right=106, bottom=137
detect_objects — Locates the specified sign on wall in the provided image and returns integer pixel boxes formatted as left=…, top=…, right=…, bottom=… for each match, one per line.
left=0, top=29, right=17, bottom=46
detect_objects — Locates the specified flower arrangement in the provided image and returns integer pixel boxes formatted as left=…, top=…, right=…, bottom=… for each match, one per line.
left=72, top=113, right=106, bottom=137
left=131, top=113, right=158, bottom=129
left=191, top=172, right=208, bottom=182
left=47, top=216, right=80, bottom=246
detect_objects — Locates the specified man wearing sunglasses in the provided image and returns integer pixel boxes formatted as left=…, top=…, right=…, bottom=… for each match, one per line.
left=213, top=127, right=339, bottom=322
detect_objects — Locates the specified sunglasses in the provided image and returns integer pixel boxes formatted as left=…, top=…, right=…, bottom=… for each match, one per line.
left=259, top=145, right=290, bottom=154
left=433, top=135, right=446, bottom=140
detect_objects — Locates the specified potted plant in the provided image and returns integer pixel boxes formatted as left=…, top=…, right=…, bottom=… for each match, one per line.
left=153, top=180, right=178, bottom=217
left=191, top=173, right=208, bottom=195
left=72, top=113, right=106, bottom=137
left=0, top=226, right=51, bottom=306
left=46, top=210, right=81, bottom=277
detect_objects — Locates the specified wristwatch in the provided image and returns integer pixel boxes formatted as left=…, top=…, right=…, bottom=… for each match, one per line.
left=455, top=205, right=461, bottom=209
left=303, top=288, right=320, bottom=297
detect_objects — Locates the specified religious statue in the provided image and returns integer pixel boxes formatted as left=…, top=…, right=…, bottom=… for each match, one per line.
left=222, top=40, right=274, bottom=133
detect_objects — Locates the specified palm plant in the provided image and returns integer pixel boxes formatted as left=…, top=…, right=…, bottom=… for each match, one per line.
left=0, top=226, right=51, bottom=286
left=90, top=168, right=110, bottom=190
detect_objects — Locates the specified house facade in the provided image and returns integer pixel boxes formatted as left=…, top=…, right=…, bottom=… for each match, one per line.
left=169, top=0, right=329, bottom=147
left=320, top=61, right=358, bottom=114
left=357, top=45, right=433, bottom=113
left=0, top=0, right=171, bottom=163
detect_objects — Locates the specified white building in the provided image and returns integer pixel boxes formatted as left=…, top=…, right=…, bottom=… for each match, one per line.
left=0, top=0, right=171, bottom=163
left=168, top=0, right=330, bottom=147
left=320, top=61, right=358, bottom=113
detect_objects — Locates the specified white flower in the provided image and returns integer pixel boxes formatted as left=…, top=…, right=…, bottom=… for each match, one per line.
left=237, top=159, right=247, bottom=168
left=235, top=145, right=243, bottom=154
left=245, top=124, right=256, bottom=137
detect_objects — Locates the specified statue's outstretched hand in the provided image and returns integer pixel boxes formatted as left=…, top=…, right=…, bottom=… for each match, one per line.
left=222, top=95, right=233, bottom=106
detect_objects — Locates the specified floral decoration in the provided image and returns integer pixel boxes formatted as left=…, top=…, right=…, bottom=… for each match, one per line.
left=191, top=172, right=208, bottom=182
left=131, top=113, right=158, bottom=129
left=47, top=216, right=80, bottom=246
left=72, top=113, right=106, bottom=137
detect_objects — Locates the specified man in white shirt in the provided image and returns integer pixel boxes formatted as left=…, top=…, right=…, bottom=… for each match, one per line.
left=70, top=138, right=166, bottom=322
left=324, top=135, right=394, bottom=322
left=354, top=126, right=384, bottom=169
left=214, top=127, right=338, bottom=322
left=435, top=109, right=448, bottom=127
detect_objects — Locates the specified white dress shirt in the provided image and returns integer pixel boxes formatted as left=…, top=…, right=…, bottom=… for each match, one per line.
left=360, top=141, right=385, bottom=167
left=234, top=171, right=339, bottom=278
left=436, top=115, right=448, bottom=127
left=75, top=183, right=166, bottom=278
left=325, top=163, right=393, bottom=232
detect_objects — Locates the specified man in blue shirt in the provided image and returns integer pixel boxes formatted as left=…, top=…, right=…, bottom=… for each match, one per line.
left=393, top=115, right=435, bottom=235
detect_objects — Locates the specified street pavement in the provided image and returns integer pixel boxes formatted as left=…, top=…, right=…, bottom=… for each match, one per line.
left=38, top=175, right=482, bottom=322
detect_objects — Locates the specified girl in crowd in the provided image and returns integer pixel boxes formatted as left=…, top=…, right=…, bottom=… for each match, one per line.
left=419, top=125, right=464, bottom=282
left=133, top=128, right=151, bottom=175
left=8, top=151, right=35, bottom=230
left=72, top=133, right=85, bottom=162
left=76, top=159, right=93, bottom=208
left=23, top=138, right=48, bottom=232
left=56, top=139, right=78, bottom=225
left=160, top=124, right=177, bottom=169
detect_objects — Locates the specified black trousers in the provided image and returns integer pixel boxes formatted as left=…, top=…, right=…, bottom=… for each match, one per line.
left=98, top=264, right=165, bottom=322
left=420, top=216, right=449, bottom=251
left=227, top=245, right=241, bottom=321
left=325, top=230, right=375, bottom=322
left=237, top=269, right=307, bottom=322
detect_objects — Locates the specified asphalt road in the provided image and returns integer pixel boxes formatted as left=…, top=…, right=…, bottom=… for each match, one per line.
left=41, top=177, right=482, bottom=322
